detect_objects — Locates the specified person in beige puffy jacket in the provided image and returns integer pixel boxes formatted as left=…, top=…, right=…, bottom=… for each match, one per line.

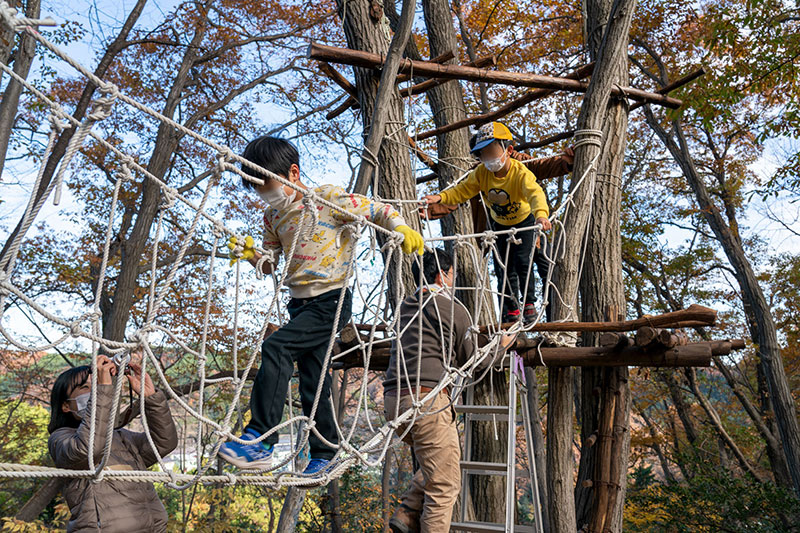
left=48, top=355, right=178, bottom=533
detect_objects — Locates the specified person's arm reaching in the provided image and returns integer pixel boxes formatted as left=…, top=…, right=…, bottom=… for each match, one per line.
left=325, top=186, right=424, bottom=255
left=520, top=172, right=552, bottom=231
left=420, top=170, right=481, bottom=219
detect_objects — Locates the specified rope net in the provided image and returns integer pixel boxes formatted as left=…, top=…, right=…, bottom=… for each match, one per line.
left=0, top=12, right=598, bottom=491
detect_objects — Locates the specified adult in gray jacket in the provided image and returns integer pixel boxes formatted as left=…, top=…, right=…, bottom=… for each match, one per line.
left=384, top=249, right=514, bottom=533
left=48, top=355, right=178, bottom=533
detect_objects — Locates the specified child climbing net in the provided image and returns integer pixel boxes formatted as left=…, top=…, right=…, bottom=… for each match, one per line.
left=0, top=7, right=600, bottom=490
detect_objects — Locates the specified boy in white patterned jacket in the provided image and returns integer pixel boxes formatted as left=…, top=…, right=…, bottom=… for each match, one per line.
left=219, top=136, right=424, bottom=475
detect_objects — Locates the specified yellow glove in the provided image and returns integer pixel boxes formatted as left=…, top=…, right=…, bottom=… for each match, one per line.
left=228, top=235, right=255, bottom=266
left=396, top=225, right=424, bottom=255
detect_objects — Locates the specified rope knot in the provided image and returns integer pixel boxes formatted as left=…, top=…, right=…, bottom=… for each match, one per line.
left=161, top=186, right=178, bottom=209
left=300, top=193, right=319, bottom=239
left=86, top=86, right=118, bottom=122
left=481, top=230, right=496, bottom=247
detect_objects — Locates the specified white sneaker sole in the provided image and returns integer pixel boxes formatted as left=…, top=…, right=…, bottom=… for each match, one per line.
left=218, top=448, right=273, bottom=470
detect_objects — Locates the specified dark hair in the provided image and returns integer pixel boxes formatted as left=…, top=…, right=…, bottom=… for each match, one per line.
left=48, top=365, right=90, bottom=434
left=240, top=136, right=300, bottom=189
left=412, top=249, right=454, bottom=286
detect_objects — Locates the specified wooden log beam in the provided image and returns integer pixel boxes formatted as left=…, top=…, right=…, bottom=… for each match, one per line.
left=308, top=42, right=682, bottom=109
left=330, top=338, right=744, bottom=371
left=351, top=305, right=717, bottom=335
left=628, top=66, right=707, bottom=112
left=514, top=67, right=707, bottom=152
left=414, top=62, right=595, bottom=141
left=323, top=50, right=456, bottom=120
left=483, top=304, right=717, bottom=333
left=400, top=54, right=496, bottom=98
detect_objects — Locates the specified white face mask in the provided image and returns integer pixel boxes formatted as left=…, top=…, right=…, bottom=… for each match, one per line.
left=483, top=151, right=507, bottom=173
left=72, top=392, right=90, bottom=419
left=258, top=186, right=296, bottom=210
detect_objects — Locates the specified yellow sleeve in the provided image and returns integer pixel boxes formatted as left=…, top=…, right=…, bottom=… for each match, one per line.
left=439, top=170, right=481, bottom=205
left=520, top=171, right=549, bottom=219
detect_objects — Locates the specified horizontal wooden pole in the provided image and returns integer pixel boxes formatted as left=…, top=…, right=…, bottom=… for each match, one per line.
left=482, top=304, right=716, bottom=332
left=414, top=62, right=595, bottom=141
left=324, top=50, right=457, bottom=120
left=513, top=67, right=707, bottom=151
left=629, top=66, right=707, bottom=112
left=330, top=339, right=743, bottom=371
left=308, top=42, right=682, bottom=109
left=400, top=54, right=497, bottom=98
left=350, top=305, right=717, bottom=335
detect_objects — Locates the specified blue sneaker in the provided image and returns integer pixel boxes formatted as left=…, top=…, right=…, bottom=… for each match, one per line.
left=218, top=429, right=273, bottom=469
left=302, top=458, right=331, bottom=475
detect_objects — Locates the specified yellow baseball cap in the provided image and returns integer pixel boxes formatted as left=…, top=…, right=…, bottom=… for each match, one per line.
left=471, top=122, right=513, bottom=153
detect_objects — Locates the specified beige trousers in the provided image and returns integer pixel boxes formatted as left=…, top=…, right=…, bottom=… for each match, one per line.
left=384, top=389, right=461, bottom=532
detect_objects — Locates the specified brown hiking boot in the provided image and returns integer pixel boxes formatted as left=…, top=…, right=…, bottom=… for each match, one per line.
left=388, top=504, right=421, bottom=533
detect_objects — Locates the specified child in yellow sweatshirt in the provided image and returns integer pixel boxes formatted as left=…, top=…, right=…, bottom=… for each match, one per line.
left=421, top=122, right=551, bottom=323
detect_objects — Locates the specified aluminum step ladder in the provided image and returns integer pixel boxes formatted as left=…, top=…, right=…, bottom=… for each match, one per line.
left=450, top=354, right=544, bottom=533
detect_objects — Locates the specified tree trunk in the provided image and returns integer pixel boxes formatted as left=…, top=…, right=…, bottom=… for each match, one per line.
left=419, top=0, right=482, bottom=314
left=547, top=0, right=637, bottom=531
left=0, top=0, right=19, bottom=74
left=102, top=3, right=212, bottom=343
left=685, top=368, right=764, bottom=481
left=644, top=107, right=800, bottom=498
left=713, top=356, right=792, bottom=487
left=352, top=0, right=414, bottom=196
left=574, top=0, right=631, bottom=529
left=0, top=0, right=149, bottom=270
left=277, top=486, right=307, bottom=532
left=15, top=478, right=64, bottom=522
left=525, top=367, right=551, bottom=533
left=337, top=0, right=419, bottom=304
left=0, top=0, right=40, bottom=176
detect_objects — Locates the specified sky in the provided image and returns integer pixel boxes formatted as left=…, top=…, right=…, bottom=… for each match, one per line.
left=1, top=0, right=799, bottom=355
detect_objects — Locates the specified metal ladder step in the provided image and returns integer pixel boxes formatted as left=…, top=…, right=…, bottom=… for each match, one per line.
left=454, top=404, right=521, bottom=422
left=460, top=461, right=529, bottom=478
left=455, top=405, right=508, bottom=415
left=460, top=460, right=507, bottom=474
left=450, top=521, right=536, bottom=532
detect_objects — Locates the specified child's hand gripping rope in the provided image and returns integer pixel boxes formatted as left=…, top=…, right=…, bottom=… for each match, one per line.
left=395, top=225, right=425, bottom=255
left=228, top=235, right=256, bottom=266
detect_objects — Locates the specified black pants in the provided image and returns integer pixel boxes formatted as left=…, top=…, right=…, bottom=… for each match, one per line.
left=508, top=240, right=552, bottom=321
left=246, top=288, right=352, bottom=460
left=492, top=214, right=549, bottom=318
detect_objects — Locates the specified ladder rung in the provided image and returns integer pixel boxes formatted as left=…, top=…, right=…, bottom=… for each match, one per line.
left=460, top=460, right=508, bottom=473
left=450, top=521, right=536, bottom=532
left=462, top=413, right=522, bottom=422
left=455, top=405, right=508, bottom=415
